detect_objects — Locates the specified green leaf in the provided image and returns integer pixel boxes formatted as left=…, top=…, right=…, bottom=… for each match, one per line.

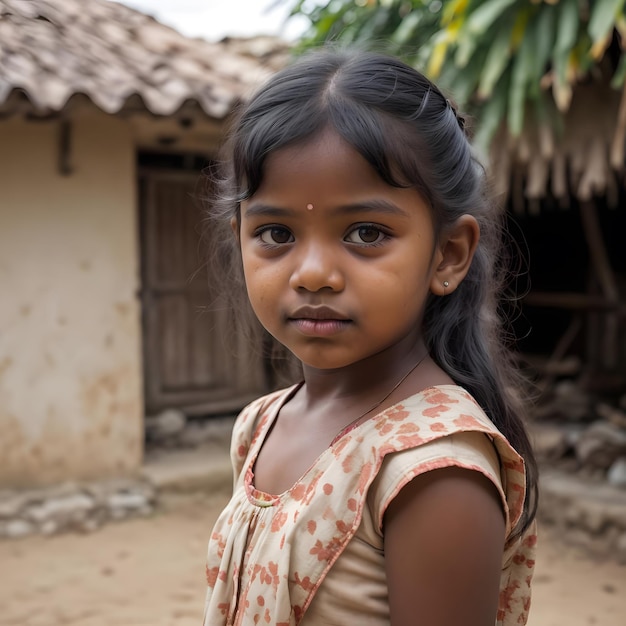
left=391, top=10, right=422, bottom=44
left=527, top=5, right=555, bottom=98
left=455, top=0, right=518, bottom=67
left=316, top=13, right=343, bottom=38
left=446, top=44, right=489, bottom=106
left=347, top=5, right=393, bottom=42
left=588, top=0, right=625, bottom=43
left=473, top=82, right=508, bottom=154
left=442, top=0, right=469, bottom=26
left=477, top=18, right=514, bottom=98
left=508, top=26, right=536, bottom=135
left=551, top=0, right=579, bottom=103
left=455, top=36, right=478, bottom=68
left=555, top=0, right=579, bottom=53
left=466, top=0, right=517, bottom=35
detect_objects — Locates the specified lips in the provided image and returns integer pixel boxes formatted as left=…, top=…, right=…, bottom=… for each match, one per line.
left=288, top=305, right=350, bottom=321
left=287, top=305, right=352, bottom=337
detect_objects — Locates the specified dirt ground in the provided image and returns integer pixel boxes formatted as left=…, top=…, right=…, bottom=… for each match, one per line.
left=1, top=492, right=625, bottom=626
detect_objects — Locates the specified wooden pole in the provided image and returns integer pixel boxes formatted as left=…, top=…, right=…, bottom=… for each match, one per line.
left=579, top=200, right=620, bottom=369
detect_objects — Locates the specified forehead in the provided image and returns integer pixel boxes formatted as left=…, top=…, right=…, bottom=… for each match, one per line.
left=250, top=131, right=395, bottom=201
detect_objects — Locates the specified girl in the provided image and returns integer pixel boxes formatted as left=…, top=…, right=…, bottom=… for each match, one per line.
left=203, top=48, right=538, bottom=626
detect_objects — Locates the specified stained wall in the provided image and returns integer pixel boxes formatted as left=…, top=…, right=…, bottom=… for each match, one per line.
left=0, top=111, right=143, bottom=487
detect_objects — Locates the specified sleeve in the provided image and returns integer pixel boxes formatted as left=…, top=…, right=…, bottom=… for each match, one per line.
left=367, top=430, right=508, bottom=534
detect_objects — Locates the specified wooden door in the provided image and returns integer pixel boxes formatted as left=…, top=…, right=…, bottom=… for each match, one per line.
left=139, top=170, right=266, bottom=415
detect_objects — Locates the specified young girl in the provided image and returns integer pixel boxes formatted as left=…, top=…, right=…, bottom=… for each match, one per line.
left=203, top=48, right=538, bottom=626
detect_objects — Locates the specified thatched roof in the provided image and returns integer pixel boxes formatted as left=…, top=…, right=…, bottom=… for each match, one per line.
left=0, top=0, right=289, bottom=119
left=489, top=74, right=625, bottom=212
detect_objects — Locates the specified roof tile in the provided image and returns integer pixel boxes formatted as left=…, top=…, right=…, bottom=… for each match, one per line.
left=0, top=0, right=288, bottom=118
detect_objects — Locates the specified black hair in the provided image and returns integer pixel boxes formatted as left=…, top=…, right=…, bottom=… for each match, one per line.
left=205, top=48, right=537, bottom=536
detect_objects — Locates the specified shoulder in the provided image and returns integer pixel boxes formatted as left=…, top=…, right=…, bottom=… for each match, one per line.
left=367, top=385, right=526, bottom=539
left=370, top=384, right=508, bottom=462
left=368, top=384, right=498, bottom=457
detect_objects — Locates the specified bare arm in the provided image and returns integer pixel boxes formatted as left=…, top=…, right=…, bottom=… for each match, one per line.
left=384, top=466, right=505, bottom=626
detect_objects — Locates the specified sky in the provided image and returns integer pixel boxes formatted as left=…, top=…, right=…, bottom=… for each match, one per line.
left=111, top=0, right=311, bottom=42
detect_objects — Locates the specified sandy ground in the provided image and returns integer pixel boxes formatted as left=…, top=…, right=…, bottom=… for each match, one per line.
left=1, top=492, right=625, bottom=626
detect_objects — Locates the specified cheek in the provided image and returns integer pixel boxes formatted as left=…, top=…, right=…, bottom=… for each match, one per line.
left=241, top=256, right=281, bottom=309
left=244, top=280, right=269, bottom=325
left=362, top=265, right=428, bottom=317
left=240, top=248, right=263, bottom=284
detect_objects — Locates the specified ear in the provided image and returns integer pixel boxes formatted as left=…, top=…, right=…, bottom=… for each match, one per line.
left=430, top=215, right=480, bottom=296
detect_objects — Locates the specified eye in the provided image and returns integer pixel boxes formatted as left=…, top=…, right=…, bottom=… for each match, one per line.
left=344, top=225, right=386, bottom=245
left=258, top=226, right=293, bottom=245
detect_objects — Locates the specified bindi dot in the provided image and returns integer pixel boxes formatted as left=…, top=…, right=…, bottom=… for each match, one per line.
left=306, top=203, right=314, bottom=211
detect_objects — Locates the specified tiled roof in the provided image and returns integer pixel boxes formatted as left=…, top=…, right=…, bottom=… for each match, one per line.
left=0, top=0, right=289, bottom=118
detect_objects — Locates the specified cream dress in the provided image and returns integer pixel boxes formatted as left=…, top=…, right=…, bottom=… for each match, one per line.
left=203, top=384, right=536, bottom=626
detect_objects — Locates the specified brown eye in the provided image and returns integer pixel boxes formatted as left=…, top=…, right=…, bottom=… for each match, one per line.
left=259, top=227, right=293, bottom=245
left=345, top=225, right=385, bottom=245
left=358, top=226, right=380, bottom=243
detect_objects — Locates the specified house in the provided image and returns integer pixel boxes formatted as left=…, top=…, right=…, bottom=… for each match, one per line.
left=0, top=0, right=288, bottom=488
left=487, top=66, right=626, bottom=394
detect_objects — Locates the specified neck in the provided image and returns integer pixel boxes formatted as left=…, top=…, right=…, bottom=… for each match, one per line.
left=299, top=335, right=428, bottom=407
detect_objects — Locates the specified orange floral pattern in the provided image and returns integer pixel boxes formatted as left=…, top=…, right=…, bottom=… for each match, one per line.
left=203, top=385, right=536, bottom=625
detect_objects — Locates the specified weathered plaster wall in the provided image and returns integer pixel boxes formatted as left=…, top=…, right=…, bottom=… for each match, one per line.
left=0, top=112, right=143, bottom=487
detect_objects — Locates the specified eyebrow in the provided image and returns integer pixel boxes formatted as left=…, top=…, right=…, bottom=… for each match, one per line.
left=244, top=199, right=411, bottom=219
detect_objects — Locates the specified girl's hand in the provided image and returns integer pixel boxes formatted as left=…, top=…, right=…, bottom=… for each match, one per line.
left=384, top=466, right=505, bottom=626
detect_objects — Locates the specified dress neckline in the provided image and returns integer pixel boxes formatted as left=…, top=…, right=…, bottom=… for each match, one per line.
left=244, top=383, right=464, bottom=506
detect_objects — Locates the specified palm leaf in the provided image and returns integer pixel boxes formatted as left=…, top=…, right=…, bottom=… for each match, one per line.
left=477, top=14, right=515, bottom=98
left=466, top=0, right=517, bottom=35
left=283, top=0, right=626, bottom=148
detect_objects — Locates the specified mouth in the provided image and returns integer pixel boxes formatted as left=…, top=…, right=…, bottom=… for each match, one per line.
left=287, top=306, right=352, bottom=337
left=288, top=305, right=350, bottom=321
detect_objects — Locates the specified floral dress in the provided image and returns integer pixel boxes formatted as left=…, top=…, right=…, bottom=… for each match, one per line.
left=203, top=384, right=536, bottom=626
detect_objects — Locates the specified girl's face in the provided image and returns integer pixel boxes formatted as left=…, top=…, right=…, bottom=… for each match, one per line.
left=237, top=130, right=443, bottom=371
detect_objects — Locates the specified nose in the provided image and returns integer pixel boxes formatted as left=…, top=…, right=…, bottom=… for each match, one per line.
left=288, top=243, right=345, bottom=293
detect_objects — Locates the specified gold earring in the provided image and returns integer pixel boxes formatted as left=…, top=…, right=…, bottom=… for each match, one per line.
left=443, top=280, right=449, bottom=296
